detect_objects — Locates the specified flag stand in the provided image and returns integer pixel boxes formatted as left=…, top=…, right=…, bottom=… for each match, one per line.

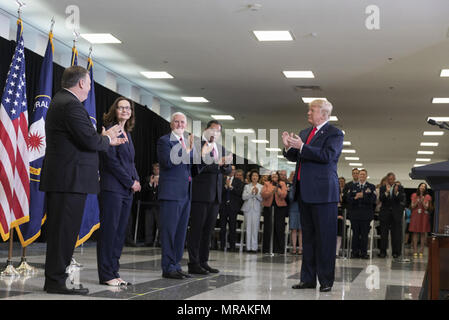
left=16, top=247, right=37, bottom=275
left=0, top=229, right=19, bottom=276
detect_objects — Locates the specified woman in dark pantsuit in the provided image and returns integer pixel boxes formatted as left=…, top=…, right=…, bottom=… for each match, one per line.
left=97, top=97, right=141, bottom=286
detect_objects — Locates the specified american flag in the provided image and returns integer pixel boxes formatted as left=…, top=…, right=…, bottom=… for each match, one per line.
left=0, top=19, right=30, bottom=241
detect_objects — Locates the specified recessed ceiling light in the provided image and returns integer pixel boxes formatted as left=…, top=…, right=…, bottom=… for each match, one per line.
left=423, top=131, right=444, bottom=136
left=283, top=71, right=315, bottom=78
left=181, top=97, right=209, bottom=103
left=427, top=117, right=449, bottom=122
left=345, top=157, right=359, bottom=160
left=432, top=98, right=449, bottom=104
left=141, top=71, right=174, bottom=79
left=417, top=151, right=434, bottom=155
left=234, top=129, right=255, bottom=133
left=420, top=142, right=439, bottom=147
left=341, top=149, right=356, bottom=153
left=329, top=116, right=338, bottom=121
left=80, top=33, right=121, bottom=44
left=251, top=139, right=269, bottom=144
left=414, top=164, right=426, bottom=167
left=301, top=97, right=328, bottom=103
left=287, top=161, right=296, bottom=165
left=253, top=30, right=293, bottom=41
left=266, top=148, right=282, bottom=152
left=440, top=69, right=449, bottom=77
left=343, top=141, right=351, bottom=145
left=349, top=163, right=363, bottom=166
left=211, top=115, right=234, bottom=120
left=342, top=130, right=346, bottom=135
left=277, top=155, right=284, bottom=159
left=416, top=158, right=431, bottom=162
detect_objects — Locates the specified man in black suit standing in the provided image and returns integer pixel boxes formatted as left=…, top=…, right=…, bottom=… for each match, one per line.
left=219, top=165, right=244, bottom=251
left=40, top=66, right=124, bottom=295
left=378, top=172, right=406, bottom=258
left=187, top=120, right=232, bottom=274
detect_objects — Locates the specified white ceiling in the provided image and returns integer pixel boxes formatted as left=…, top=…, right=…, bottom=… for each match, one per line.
left=2, top=0, right=449, bottom=187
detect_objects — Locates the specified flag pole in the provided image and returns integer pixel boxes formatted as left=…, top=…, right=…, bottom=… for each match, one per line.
left=0, top=229, right=20, bottom=276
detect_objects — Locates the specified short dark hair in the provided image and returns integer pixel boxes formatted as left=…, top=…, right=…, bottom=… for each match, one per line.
left=248, top=169, right=259, bottom=182
left=61, top=66, right=89, bottom=89
left=352, top=168, right=360, bottom=173
left=206, top=120, right=221, bottom=130
left=359, top=169, right=368, bottom=174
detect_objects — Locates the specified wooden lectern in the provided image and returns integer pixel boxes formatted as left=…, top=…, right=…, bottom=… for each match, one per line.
left=410, top=160, right=449, bottom=299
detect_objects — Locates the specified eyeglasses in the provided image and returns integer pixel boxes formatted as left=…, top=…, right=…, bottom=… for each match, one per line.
left=117, top=106, right=131, bottom=111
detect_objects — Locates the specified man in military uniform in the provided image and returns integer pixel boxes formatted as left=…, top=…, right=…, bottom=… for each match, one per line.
left=347, top=169, right=376, bottom=259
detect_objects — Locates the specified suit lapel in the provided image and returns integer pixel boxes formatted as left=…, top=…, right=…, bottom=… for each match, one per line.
left=309, top=122, right=329, bottom=145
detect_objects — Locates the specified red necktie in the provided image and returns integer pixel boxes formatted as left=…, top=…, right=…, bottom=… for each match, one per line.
left=297, top=127, right=317, bottom=181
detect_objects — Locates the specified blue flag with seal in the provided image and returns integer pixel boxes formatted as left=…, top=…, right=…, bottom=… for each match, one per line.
left=76, top=54, right=100, bottom=247
left=16, top=30, right=53, bottom=246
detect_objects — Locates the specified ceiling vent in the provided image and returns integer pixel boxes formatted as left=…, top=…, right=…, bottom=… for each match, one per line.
left=294, top=85, right=322, bottom=92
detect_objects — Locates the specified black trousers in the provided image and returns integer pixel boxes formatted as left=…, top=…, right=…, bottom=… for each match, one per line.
left=379, top=209, right=402, bottom=255
left=144, top=205, right=160, bottom=244
left=262, top=205, right=286, bottom=254
left=219, top=204, right=238, bottom=249
left=187, top=201, right=219, bottom=267
left=44, top=192, right=87, bottom=288
left=97, top=191, right=133, bottom=283
left=351, top=219, right=371, bottom=256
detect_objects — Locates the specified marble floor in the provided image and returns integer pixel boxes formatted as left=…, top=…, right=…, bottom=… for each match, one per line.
left=0, top=241, right=426, bottom=300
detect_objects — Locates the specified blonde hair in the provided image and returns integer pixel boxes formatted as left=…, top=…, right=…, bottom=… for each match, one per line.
left=310, top=99, right=333, bottom=119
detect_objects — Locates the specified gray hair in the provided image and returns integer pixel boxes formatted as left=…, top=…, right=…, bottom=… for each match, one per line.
left=171, top=112, right=187, bottom=123
left=310, top=99, right=333, bottom=119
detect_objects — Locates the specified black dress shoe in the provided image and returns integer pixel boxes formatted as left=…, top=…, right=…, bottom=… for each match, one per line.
left=319, top=286, right=332, bottom=292
left=201, top=264, right=219, bottom=273
left=45, top=285, right=89, bottom=295
left=377, top=252, right=386, bottom=258
left=361, top=254, right=370, bottom=259
left=162, top=271, right=184, bottom=279
left=177, top=270, right=192, bottom=278
left=188, top=265, right=209, bottom=275
left=292, top=282, right=316, bottom=289
left=351, top=253, right=360, bottom=259
left=392, top=254, right=399, bottom=259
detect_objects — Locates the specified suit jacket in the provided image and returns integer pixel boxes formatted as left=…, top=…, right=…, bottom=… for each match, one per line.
left=221, top=176, right=244, bottom=212
left=241, top=183, right=263, bottom=213
left=99, top=128, right=139, bottom=196
left=347, top=182, right=377, bottom=220
left=157, top=132, right=194, bottom=201
left=141, top=175, right=159, bottom=202
left=283, top=122, right=344, bottom=204
left=191, top=141, right=232, bottom=203
left=379, top=184, right=406, bottom=215
left=261, top=181, right=288, bottom=207
left=40, top=89, right=109, bottom=194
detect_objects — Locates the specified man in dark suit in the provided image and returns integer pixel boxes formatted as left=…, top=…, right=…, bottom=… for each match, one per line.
left=283, top=99, right=343, bottom=292
left=157, top=112, right=197, bottom=279
left=40, top=66, right=124, bottom=295
left=347, top=169, right=377, bottom=259
left=342, top=168, right=360, bottom=219
left=187, top=120, right=232, bottom=275
left=219, top=165, right=244, bottom=251
left=142, top=163, right=160, bottom=246
left=378, top=172, right=406, bottom=258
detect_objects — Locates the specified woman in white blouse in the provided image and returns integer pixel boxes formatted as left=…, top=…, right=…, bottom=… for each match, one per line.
left=241, top=170, right=263, bottom=253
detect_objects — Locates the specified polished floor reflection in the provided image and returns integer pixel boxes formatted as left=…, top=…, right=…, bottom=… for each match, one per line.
left=0, top=242, right=426, bottom=300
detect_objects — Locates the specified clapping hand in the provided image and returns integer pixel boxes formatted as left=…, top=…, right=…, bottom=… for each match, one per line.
left=186, top=133, right=194, bottom=153
left=102, top=124, right=127, bottom=146
left=282, top=131, right=290, bottom=148
left=287, top=133, right=304, bottom=149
